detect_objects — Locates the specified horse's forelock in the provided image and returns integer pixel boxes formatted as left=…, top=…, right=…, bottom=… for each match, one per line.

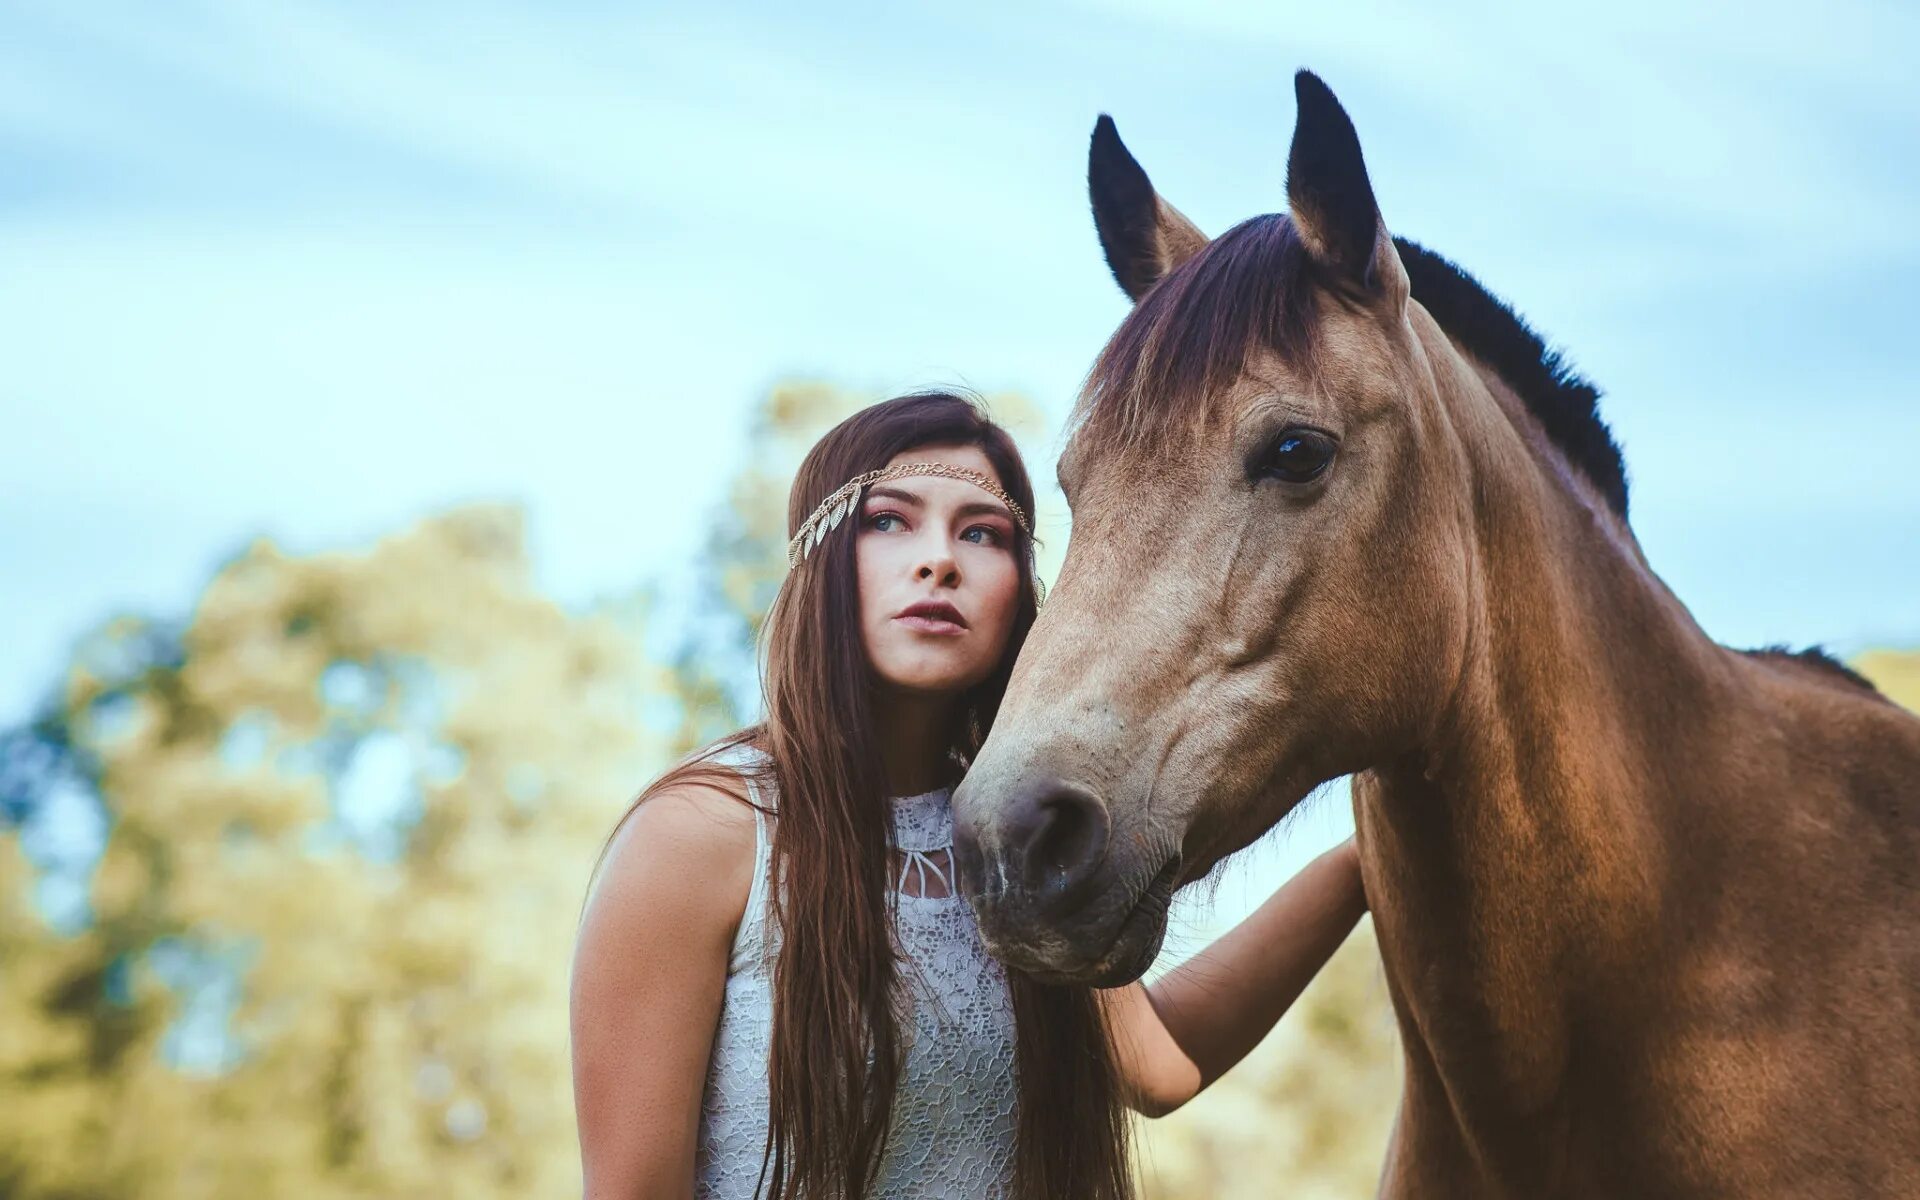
left=1071, top=214, right=1318, bottom=460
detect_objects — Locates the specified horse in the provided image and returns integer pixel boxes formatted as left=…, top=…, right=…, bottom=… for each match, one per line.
left=951, top=71, right=1920, bottom=1198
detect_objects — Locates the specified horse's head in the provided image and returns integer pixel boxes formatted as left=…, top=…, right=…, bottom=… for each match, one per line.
left=954, top=72, right=1485, bottom=984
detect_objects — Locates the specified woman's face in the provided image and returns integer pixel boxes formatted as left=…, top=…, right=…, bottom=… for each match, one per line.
left=855, top=443, right=1024, bottom=697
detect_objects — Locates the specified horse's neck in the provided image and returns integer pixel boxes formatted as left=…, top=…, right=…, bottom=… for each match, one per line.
left=1357, top=358, right=1749, bottom=1160
left=1360, top=331, right=1920, bottom=1193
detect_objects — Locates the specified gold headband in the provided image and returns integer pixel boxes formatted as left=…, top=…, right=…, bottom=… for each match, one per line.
left=786, top=461, right=1049, bottom=605
left=787, top=461, right=1033, bottom=568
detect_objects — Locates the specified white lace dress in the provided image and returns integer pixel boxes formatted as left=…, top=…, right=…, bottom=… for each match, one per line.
left=695, top=748, right=1018, bottom=1199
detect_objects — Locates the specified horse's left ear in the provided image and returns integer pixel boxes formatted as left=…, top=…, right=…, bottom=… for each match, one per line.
left=1286, top=70, right=1407, bottom=315
left=1089, top=115, right=1210, bottom=303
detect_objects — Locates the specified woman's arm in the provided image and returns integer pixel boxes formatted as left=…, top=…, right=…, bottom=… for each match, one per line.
left=570, top=782, right=755, bottom=1199
left=1103, top=839, right=1367, bottom=1117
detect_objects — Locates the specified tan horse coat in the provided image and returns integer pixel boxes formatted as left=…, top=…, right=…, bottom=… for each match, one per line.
left=952, top=72, right=1920, bottom=1198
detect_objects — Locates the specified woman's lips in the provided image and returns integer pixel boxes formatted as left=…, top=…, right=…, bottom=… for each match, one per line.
left=890, top=614, right=967, bottom=633
left=895, top=602, right=968, bottom=635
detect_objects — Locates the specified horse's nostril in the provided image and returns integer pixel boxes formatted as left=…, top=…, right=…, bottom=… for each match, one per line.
left=1009, top=783, right=1111, bottom=908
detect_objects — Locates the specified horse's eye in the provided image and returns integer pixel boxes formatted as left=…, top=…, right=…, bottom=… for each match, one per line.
left=1253, top=428, right=1337, bottom=484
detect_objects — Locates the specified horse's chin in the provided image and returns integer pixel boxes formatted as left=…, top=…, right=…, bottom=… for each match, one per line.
left=990, top=855, right=1182, bottom=987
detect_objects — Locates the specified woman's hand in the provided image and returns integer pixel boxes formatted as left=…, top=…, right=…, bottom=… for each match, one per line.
left=1102, top=837, right=1368, bottom=1117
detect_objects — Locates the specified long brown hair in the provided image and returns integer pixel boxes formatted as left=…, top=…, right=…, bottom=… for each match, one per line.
left=608, top=391, right=1134, bottom=1199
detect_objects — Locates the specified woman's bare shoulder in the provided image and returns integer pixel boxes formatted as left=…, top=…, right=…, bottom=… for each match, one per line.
left=570, top=765, right=765, bottom=1192
left=619, top=773, right=757, bottom=853
left=584, top=769, right=760, bottom=939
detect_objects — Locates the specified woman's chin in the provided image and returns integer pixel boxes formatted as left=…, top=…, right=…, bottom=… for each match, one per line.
left=871, top=657, right=995, bottom=697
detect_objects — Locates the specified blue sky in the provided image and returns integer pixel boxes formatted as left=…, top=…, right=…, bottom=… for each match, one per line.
left=3, top=2, right=1917, bottom=922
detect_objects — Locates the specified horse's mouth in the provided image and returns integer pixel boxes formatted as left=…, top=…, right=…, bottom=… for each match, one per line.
left=1020, top=854, right=1182, bottom=987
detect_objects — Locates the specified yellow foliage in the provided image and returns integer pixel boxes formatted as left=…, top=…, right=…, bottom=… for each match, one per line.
left=1, top=505, right=672, bottom=1199
left=1137, top=921, right=1400, bottom=1199
left=1857, top=648, right=1920, bottom=712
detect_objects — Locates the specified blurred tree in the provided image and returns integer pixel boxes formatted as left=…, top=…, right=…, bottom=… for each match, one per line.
left=666, top=381, right=867, bottom=749
left=0, top=506, right=669, bottom=1198
left=1136, top=922, right=1399, bottom=1200
left=1858, top=649, right=1920, bottom=711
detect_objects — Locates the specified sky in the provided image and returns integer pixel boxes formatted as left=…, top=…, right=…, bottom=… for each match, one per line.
left=3, top=1, right=1917, bottom=931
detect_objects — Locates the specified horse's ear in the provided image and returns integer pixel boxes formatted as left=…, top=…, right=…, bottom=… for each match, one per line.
left=1089, top=115, right=1209, bottom=303
left=1286, top=70, right=1406, bottom=310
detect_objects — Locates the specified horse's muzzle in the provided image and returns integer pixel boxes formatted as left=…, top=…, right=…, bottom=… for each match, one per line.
left=952, top=774, right=1176, bottom=985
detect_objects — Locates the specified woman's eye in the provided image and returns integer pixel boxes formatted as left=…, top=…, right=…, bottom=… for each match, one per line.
left=870, top=512, right=906, bottom=533
left=961, top=525, right=1004, bottom=547
left=1253, top=428, right=1337, bottom=484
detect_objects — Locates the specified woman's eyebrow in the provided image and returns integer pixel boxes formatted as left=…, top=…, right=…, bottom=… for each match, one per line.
left=865, top=485, right=925, bottom=507
left=866, top=485, right=1012, bottom=523
left=951, top=500, right=1014, bottom=522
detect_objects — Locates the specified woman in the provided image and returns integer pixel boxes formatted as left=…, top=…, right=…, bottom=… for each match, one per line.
left=571, top=391, right=1367, bottom=1200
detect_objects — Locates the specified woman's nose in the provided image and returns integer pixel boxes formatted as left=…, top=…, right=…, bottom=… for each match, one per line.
left=916, top=545, right=959, bottom=584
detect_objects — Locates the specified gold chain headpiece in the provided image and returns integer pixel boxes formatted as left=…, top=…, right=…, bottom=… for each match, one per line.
left=786, top=462, right=1047, bottom=602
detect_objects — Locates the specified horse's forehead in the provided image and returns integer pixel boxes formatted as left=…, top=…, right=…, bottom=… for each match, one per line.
left=1064, top=346, right=1314, bottom=476
left=1061, top=424, right=1206, bottom=496
left=1060, top=438, right=1234, bottom=552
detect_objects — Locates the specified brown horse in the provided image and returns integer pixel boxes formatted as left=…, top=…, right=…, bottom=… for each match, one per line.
left=951, top=71, right=1920, bottom=1198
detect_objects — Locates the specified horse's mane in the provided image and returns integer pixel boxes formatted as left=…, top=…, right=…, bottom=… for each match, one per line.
left=1391, top=248, right=1881, bottom=698
left=1742, top=645, right=1885, bottom=697
left=1392, top=237, right=1629, bottom=519
left=1074, top=219, right=1632, bottom=522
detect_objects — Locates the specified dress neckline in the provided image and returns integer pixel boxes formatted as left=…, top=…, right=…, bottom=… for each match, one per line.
left=889, top=786, right=954, bottom=854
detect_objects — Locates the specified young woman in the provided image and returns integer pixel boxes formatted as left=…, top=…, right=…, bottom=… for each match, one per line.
left=571, top=392, right=1368, bottom=1200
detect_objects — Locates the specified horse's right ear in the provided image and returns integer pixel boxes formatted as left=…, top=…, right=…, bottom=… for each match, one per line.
left=1286, top=70, right=1405, bottom=314
left=1089, top=115, right=1209, bottom=303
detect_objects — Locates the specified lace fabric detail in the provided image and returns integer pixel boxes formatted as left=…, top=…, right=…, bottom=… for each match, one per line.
left=889, top=786, right=953, bottom=852
left=695, top=750, right=1017, bottom=1199
left=892, top=788, right=956, bottom=900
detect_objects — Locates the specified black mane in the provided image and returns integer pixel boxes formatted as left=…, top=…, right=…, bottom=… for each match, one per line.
left=1394, top=236, right=1630, bottom=519
left=1392, top=247, right=1887, bottom=699
left=1743, top=645, right=1885, bottom=697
